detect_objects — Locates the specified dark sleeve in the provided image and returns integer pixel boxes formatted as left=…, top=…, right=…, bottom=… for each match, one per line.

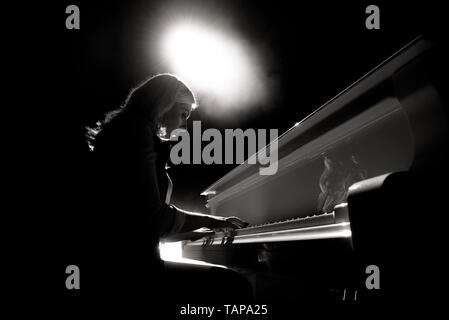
left=132, top=122, right=185, bottom=237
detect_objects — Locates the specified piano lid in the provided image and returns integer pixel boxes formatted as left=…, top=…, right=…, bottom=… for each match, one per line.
left=201, top=36, right=448, bottom=225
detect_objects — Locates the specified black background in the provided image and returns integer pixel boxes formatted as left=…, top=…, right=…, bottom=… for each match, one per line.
left=8, top=0, right=447, bottom=313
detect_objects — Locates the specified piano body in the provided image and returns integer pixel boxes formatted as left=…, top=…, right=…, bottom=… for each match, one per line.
left=181, top=36, right=449, bottom=303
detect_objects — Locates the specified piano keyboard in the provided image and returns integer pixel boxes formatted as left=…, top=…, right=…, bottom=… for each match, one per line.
left=185, top=203, right=352, bottom=246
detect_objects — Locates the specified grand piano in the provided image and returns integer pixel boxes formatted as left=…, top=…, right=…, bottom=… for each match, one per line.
left=180, top=36, right=449, bottom=305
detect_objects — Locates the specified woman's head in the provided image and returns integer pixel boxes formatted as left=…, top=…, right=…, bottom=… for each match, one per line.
left=124, top=73, right=197, bottom=140
left=87, top=73, right=197, bottom=150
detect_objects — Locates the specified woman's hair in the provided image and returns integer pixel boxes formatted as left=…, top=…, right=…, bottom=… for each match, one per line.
left=86, top=73, right=197, bottom=150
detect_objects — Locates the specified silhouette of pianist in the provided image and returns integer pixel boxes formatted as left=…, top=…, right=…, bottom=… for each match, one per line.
left=83, top=73, right=252, bottom=311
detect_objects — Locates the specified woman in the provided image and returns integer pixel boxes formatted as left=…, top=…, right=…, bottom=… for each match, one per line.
left=85, top=73, right=250, bottom=307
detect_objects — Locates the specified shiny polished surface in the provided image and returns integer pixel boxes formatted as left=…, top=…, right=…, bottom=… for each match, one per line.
left=186, top=222, right=351, bottom=246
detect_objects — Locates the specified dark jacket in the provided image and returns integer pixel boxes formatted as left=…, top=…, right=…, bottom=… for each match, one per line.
left=84, top=110, right=184, bottom=290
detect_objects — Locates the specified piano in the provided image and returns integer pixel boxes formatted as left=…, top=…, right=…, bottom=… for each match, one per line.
left=181, top=36, right=449, bottom=304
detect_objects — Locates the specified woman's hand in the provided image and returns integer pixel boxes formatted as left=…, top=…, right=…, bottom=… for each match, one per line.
left=209, top=216, right=249, bottom=229
left=162, top=216, right=248, bottom=242
left=176, top=207, right=249, bottom=233
left=161, top=229, right=215, bottom=242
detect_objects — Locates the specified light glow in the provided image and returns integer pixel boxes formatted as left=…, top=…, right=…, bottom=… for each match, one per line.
left=159, top=241, right=227, bottom=267
left=162, top=22, right=266, bottom=112
left=159, top=241, right=183, bottom=262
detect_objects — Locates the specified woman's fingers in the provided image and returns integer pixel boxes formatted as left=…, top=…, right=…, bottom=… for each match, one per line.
left=225, top=216, right=249, bottom=228
left=211, top=215, right=249, bottom=229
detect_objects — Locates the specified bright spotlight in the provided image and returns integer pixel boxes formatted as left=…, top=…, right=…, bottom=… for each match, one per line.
left=162, top=22, right=256, bottom=110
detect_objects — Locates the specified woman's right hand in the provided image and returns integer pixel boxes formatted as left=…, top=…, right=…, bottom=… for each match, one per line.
left=176, top=208, right=249, bottom=233
left=208, top=215, right=249, bottom=229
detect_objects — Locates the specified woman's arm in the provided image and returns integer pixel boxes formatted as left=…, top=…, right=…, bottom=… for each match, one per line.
left=132, top=121, right=247, bottom=238
left=174, top=206, right=248, bottom=232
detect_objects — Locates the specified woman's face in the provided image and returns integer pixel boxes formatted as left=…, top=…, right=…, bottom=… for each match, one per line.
left=159, top=102, right=192, bottom=140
